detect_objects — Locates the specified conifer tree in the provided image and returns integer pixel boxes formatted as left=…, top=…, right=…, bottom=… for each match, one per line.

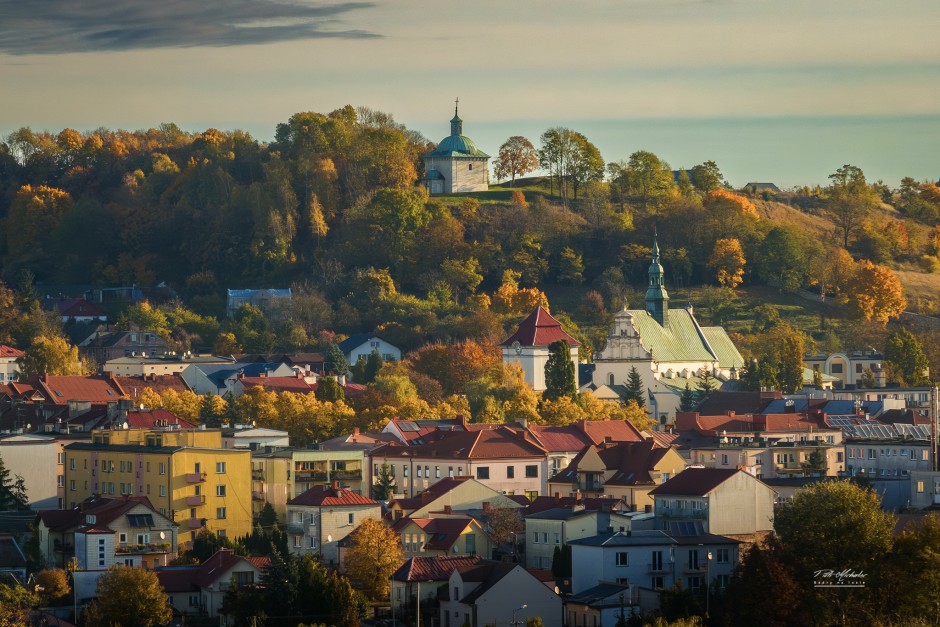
left=623, top=366, right=646, bottom=409
left=543, top=340, right=577, bottom=401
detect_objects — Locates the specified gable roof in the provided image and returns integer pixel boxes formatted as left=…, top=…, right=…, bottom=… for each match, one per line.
left=196, top=549, right=267, bottom=586
left=239, top=375, right=313, bottom=393
left=524, top=495, right=626, bottom=516
left=458, top=562, right=520, bottom=605
left=400, top=517, right=476, bottom=551
left=123, top=409, right=197, bottom=430
left=648, top=468, right=742, bottom=497
left=620, top=307, right=742, bottom=366
left=0, top=345, right=24, bottom=359
left=338, top=333, right=395, bottom=354
left=289, top=483, right=380, bottom=507
left=500, top=306, right=580, bottom=348
left=695, top=391, right=779, bottom=416
left=36, top=496, right=162, bottom=533
left=28, top=375, right=125, bottom=405
left=375, top=426, right=547, bottom=461
left=550, top=440, right=673, bottom=488
left=392, top=554, right=483, bottom=582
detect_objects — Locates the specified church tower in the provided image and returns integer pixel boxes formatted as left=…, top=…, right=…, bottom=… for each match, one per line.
left=645, top=232, right=669, bottom=326
left=421, top=100, right=490, bottom=195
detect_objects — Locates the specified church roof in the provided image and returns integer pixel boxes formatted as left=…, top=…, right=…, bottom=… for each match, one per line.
left=500, top=306, right=580, bottom=348
left=426, top=134, right=490, bottom=159
left=617, top=307, right=741, bottom=367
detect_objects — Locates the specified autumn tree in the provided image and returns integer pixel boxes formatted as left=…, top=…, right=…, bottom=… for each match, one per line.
left=827, top=164, right=879, bottom=248
left=407, top=340, right=501, bottom=396
left=0, top=584, right=37, bottom=627
left=344, top=518, right=403, bottom=600
left=748, top=323, right=810, bottom=394
left=707, top=238, right=746, bottom=288
left=315, top=376, right=346, bottom=402
left=543, top=340, right=577, bottom=402
left=17, top=334, right=85, bottom=376
left=688, top=160, right=724, bottom=193
left=494, top=135, right=539, bottom=186
left=883, top=327, right=930, bottom=385
left=34, top=568, right=70, bottom=606
left=485, top=506, right=524, bottom=546
left=621, top=150, right=675, bottom=213
left=83, top=565, right=172, bottom=627
left=846, top=260, right=906, bottom=325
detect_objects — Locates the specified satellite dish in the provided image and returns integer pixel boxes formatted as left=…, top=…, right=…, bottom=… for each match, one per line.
left=159, top=531, right=166, bottom=540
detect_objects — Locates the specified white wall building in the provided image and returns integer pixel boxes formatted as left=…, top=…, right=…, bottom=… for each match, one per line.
left=500, top=306, right=580, bottom=392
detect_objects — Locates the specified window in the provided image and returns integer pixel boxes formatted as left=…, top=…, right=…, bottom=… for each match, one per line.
left=217, top=530, right=226, bottom=538
left=856, top=363, right=863, bottom=373
left=217, top=485, right=226, bottom=497
left=615, top=551, right=629, bottom=566
left=554, top=533, right=560, bottom=544
left=119, top=533, right=127, bottom=543
left=533, top=532, right=540, bottom=544
left=476, top=467, right=489, bottom=480
left=449, top=466, right=454, bottom=478
left=57, top=475, right=64, bottom=487
left=137, top=533, right=150, bottom=545
left=189, top=595, right=200, bottom=608
left=403, top=466, right=409, bottom=477
left=217, top=507, right=227, bottom=519
left=160, top=485, right=166, bottom=497
left=652, top=576, right=665, bottom=590
left=917, top=481, right=925, bottom=493
left=292, top=535, right=301, bottom=548
left=417, top=466, right=423, bottom=478
left=717, top=574, right=730, bottom=589
left=721, top=454, right=729, bottom=465
left=70, top=458, right=76, bottom=470
left=235, top=572, right=254, bottom=587
left=468, top=164, right=473, bottom=170
left=651, top=550, right=664, bottom=571
left=868, top=449, right=876, bottom=459
left=716, top=548, right=730, bottom=563
left=837, top=452, right=844, bottom=462
left=435, top=466, right=441, bottom=478
left=348, top=513, right=354, bottom=524
left=831, top=363, right=843, bottom=374
left=216, top=462, right=226, bottom=474
left=159, top=462, right=166, bottom=475
left=542, top=532, right=548, bottom=543
left=69, top=480, right=75, bottom=491
left=507, top=466, right=515, bottom=479
left=525, top=465, right=538, bottom=478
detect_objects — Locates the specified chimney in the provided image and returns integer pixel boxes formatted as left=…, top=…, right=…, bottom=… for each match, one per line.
left=457, top=414, right=468, bottom=428
left=353, top=427, right=360, bottom=436
left=727, top=410, right=735, bottom=418
left=575, top=489, right=582, bottom=503
left=331, top=479, right=340, bottom=491
left=444, top=505, right=452, bottom=514
left=482, top=501, right=491, bottom=513
left=337, top=374, right=346, bottom=386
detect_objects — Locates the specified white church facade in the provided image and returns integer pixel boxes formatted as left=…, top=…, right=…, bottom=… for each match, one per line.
left=422, top=103, right=490, bottom=194
left=591, top=235, right=744, bottom=423
left=500, top=306, right=579, bottom=392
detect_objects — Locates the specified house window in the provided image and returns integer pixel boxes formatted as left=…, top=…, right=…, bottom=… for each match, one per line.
left=615, top=551, right=629, bottom=566
left=119, top=533, right=127, bottom=543
left=652, top=576, right=665, bottom=590
left=917, top=481, right=925, bottom=493
left=348, top=513, right=354, bottom=524
left=717, top=574, right=730, bottom=589
left=217, top=507, right=227, bottom=519
left=293, top=535, right=301, bottom=548
left=721, top=454, right=728, bottom=465
left=525, top=465, right=538, bottom=478
left=160, top=485, right=166, bottom=497
left=70, top=458, right=76, bottom=470
left=137, top=533, right=150, bottom=545
left=435, top=466, right=441, bottom=478
left=831, top=363, right=843, bottom=374
left=507, top=466, right=515, bottom=479
left=856, top=363, right=863, bottom=373
left=417, top=466, right=423, bottom=478
left=159, top=462, right=166, bottom=475
left=449, top=467, right=454, bottom=478
left=868, top=449, right=876, bottom=459
left=69, top=480, right=75, bottom=491
left=716, top=548, right=730, bottom=563
left=235, top=572, right=254, bottom=587
left=477, top=467, right=489, bottom=480
left=837, top=452, right=844, bottom=462
left=468, top=164, right=473, bottom=170
left=57, top=475, right=64, bottom=487
left=217, top=485, right=226, bottom=497
left=216, top=462, right=226, bottom=474
left=403, top=466, right=409, bottom=477
left=533, top=532, right=540, bottom=544
left=189, top=595, right=200, bottom=608
left=554, top=533, right=560, bottom=544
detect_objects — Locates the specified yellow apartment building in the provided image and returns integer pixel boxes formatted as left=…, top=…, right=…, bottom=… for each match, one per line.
left=63, top=429, right=252, bottom=543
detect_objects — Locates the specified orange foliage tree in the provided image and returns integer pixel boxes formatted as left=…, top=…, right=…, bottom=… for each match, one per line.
left=708, top=238, right=746, bottom=288
left=847, top=260, right=906, bottom=325
left=406, top=340, right=502, bottom=396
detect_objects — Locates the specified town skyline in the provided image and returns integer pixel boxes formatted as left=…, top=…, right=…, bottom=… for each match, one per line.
left=1, top=0, right=938, bottom=187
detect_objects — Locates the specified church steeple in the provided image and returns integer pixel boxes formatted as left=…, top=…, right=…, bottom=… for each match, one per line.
left=450, top=97, right=462, bottom=136
left=645, top=230, right=670, bottom=326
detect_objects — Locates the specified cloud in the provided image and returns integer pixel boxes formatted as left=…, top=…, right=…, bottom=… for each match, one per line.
left=0, top=0, right=379, bottom=55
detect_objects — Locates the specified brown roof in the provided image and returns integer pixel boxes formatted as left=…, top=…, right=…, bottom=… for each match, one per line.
left=500, top=306, right=579, bottom=348
left=112, top=374, right=191, bottom=400
left=525, top=495, right=626, bottom=516
left=155, top=566, right=200, bottom=593
left=0, top=345, right=24, bottom=358
left=551, top=441, right=671, bottom=487
left=390, top=476, right=475, bottom=512
left=526, top=425, right=591, bottom=452
left=675, top=411, right=831, bottom=436
left=404, top=517, right=476, bottom=551
left=196, top=549, right=262, bottom=586
left=646, top=431, right=680, bottom=448
left=648, top=468, right=742, bottom=497
left=580, top=420, right=644, bottom=445
left=375, top=427, right=546, bottom=461
left=694, top=391, right=779, bottom=416
left=36, top=496, right=158, bottom=532
left=288, top=483, right=380, bottom=507
left=29, top=375, right=125, bottom=405
left=125, top=409, right=197, bottom=430
left=392, top=554, right=484, bottom=582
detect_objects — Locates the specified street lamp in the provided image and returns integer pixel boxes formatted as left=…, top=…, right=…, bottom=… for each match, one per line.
left=512, top=604, right=527, bottom=627
left=705, top=550, right=714, bottom=618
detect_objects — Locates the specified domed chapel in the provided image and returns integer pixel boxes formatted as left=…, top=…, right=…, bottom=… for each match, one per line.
left=422, top=100, right=490, bottom=194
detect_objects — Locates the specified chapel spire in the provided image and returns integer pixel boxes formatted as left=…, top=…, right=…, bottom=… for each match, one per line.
left=451, top=97, right=462, bottom=136
left=645, top=230, right=669, bottom=326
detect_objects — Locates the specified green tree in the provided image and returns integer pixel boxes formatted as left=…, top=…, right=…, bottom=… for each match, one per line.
left=543, top=340, right=577, bottom=402
left=371, top=463, right=396, bottom=500
left=551, top=544, right=572, bottom=577
left=556, top=247, right=585, bottom=285
left=883, top=327, right=929, bottom=386
left=679, top=383, right=697, bottom=412
left=724, top=536, right=807, bottom=627
left=774, top=481, right=895, bottom=626
left=624, top=150, right=674, bottom=213
left=315, top=376, right=346, bottom=402
left=0, top=583, right=37, bottom=627
left=827, top=164, right=879, bottom=249
left=325, top=342, right=350, bottom=376
left=83, top=565, right=173, bottom=627
left=623, top=366, right=646, bottom=409
left=755, top=227, right=810, bottom=291
left=0, top=452, right=28, bottom=509
left=883, top=513, right=940, bottom=623
left=688, top=160, right=724, bottom=193
left=494, top=135, right=539, bottom=186
left=694, top=368, right=717, bottom=405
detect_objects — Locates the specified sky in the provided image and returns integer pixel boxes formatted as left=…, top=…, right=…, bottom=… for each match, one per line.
left=0, top=0, right=938, bottom=188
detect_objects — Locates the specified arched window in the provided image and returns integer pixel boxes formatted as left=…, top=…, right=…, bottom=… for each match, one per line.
left=468, top=163, right=473, bottom=170
left=608, top=373, right=615, bottom=386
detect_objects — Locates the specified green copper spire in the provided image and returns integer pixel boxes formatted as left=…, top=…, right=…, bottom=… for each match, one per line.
left=450, top=97, right=462, bottom=136
left=645, top=230, right=669, bottom=326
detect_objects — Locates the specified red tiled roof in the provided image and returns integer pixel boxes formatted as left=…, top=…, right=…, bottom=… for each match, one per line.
left=646, top=431, right=680, bottom=448
left=29, top=375, right=125, bottom=405
left=392, top=554, right=484, bottom=582
left=406, top=517, right=475, bottom=551
left=374, top=427, right=546, bottom=461
left=676, top=411, right=831, bottom=436
left=196, top=549, right=259, bottom=586
left=125, top=409, right=197, bottom=430
left=112, top=374, right=191, bottom=400
left=500, top=306, right=579, bottom=347
left=36, top=496, right=159, bottom=532
left=549, top=441, right=670, bottom=487
left=527, top=425, right=591, bottom=452
left=390, top=476, right=475, bottom=512
left=52, top=298, right=107, bottom=318
left=289, top=484, right=380, bottom=507
left=0, top=345, right=24, bottom=358
left=580, top=419, right=644, bottom=445
left=648, top=468, right=742, bottom=497
left=245, top=556, right=271, bottom=570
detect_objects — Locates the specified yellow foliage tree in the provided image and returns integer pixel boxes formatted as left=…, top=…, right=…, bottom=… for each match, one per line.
left=159, top=389, right=203, bottom=422
left=847, top=260, right=906, bottom=326
left=344, top=518, right=404, bottom=600
left=705, top=188, right=759, bottom=219
left=17, top=335, right=85, bottom=376
left=708, top=238, right=746, bottom=288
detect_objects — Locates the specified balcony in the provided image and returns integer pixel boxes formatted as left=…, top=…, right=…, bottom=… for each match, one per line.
left=287, top=523, right=305, bottom=534
left=185, top=495, right=206, bottom=507
left=648, top=563, right=672, bottom=575
left=294, top=470, right=329, bottom=482
left=186, top=472, right=207, bottom=484
left=252, top=469, right=264, bottom=480
left=332, top=470, right=363, bottom=482
left=184, top=518, right=206, bottom=529
left=116, top=542, right=172, bottom=555
left=252, top=491, right=266, bottom=502
left=684, top=563, right=708, bottom=574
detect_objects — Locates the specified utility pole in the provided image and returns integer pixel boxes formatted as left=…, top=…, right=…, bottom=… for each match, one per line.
left=932, top=386, right=939, bottom=473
